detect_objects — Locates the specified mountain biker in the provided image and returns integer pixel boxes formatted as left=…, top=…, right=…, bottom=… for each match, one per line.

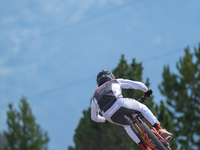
left=91, top=70, right=173, bottom=150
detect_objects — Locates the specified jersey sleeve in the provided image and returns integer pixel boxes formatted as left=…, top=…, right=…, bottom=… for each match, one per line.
left=117, top=78, right=148, bottom=92
left=91, top=97, right=106, bottom=123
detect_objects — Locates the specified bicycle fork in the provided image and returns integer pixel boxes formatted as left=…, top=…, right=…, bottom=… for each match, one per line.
left=127, top=114, right=153, bottom=148
left=128, top=114, right=170, bottom=150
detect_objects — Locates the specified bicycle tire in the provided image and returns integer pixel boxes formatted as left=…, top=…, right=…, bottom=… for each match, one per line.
left=141, top=123, right=167, bottom=150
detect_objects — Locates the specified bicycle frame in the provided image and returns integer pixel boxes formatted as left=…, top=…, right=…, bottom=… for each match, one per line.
left=126, top=95, right=171, bottom=150
left=127, top=113, right=171, bottom=150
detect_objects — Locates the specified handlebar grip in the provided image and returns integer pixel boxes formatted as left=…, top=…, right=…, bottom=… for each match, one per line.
left=137, top=90, right=153, bottom=103
left=144, top=89, right=153, bottom=97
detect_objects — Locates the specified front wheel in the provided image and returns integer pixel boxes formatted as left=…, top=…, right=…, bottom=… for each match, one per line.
left=141, top=123, right=167, bottom=150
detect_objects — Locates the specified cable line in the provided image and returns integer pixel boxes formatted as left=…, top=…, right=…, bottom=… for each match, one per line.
left=142, top=42, right=199, bottom=63
left=1, top=0, right=142, bottom=52
left=29, top=75, right=95, bottom=99
left=28, top=43, right=199, bottom=99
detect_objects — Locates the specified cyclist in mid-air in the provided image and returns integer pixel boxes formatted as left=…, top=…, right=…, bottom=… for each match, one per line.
left=91, top=70, right=173, bottom=150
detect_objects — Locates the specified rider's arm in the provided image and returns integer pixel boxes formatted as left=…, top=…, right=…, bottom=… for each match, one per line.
left=117, top=78, right=148, bottom=92
left=91, top=98, right=106, bottom=123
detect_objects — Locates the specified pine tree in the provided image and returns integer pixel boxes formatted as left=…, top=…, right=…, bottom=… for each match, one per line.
left=3, top=97, right=49, bottom=150
left=159, top=44, right=200, bottom=149
left=69, top=55, right=177, bottom=150
left=0, top=131, right=7, bottom=150
left=155, top=101, right=177, bottom=149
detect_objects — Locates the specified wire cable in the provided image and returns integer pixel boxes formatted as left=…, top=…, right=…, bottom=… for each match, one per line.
left=1, top=0, right=143, bottom=53
left=28, top=43, right=199, bottom=99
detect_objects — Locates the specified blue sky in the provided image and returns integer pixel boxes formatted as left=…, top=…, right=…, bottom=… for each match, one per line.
left=0, top=0, right=200, bottom=149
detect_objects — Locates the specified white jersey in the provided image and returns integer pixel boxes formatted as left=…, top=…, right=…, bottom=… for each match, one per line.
left=91, top=78, right=148, bottom=123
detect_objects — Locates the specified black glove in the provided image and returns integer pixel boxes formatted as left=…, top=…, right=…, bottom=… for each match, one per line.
left=144, top=89, right=153, bottom=97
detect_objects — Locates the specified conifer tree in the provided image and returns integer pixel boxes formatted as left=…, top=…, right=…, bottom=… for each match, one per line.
left=0, top=131, right=7, bottom=150
left=155, top=101, right=177, bottom=149
left=69, top=55, right=177, bottom=150
left=159, top=44, right=200, bottom=149
left=3, top=97, right=49, bottom=150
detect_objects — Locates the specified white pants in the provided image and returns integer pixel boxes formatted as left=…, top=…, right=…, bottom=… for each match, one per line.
left=102, top=98, right=160, bottom=144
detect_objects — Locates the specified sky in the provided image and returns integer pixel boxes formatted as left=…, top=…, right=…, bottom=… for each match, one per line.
left=0, top=0, right=200, bottom=149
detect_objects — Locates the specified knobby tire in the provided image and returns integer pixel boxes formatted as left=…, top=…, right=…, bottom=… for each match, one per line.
left=141, top=123, right=167, bottom=150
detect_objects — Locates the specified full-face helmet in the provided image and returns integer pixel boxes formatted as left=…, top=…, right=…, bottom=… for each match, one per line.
left=96, top=70, right=115, bottom=86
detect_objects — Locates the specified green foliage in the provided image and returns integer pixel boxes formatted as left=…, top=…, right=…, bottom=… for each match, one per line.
left=112, top=55, right=156, bottom=115
left=3, top=97, right=49, bottom=150
left=155, top=101, right=177, bottom=149
left=71, top=108, right=136, bottom=150
left=112, top=55, right=145, bottom=99
left=69, top=55, right=177, bottom=150
left=0, top=131, right=7, bottom=150
left=159, top=44, right=200, bottom=149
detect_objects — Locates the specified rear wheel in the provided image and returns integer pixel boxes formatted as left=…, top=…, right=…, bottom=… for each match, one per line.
left=141, top=123, right=167, bottom=150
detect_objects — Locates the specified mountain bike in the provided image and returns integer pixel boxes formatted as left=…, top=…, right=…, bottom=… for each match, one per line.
left=126, top=95, right=171, bottom=150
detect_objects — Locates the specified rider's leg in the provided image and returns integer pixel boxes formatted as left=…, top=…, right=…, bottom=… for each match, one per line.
left=102, top=99, right=150, bottom=150
left=153, top=124, right=173, bottom=142
left=139, top=103, right=173, bottom=141
left=103, top=97, right=172, bottom=143
left=118, top=98, right=173, bottom=142
left=124, top=125, right=150, bottom=150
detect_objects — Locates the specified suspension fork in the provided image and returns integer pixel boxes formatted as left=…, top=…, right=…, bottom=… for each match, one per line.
left=140, top=115, right=154, bottom=130
left=127, top=114, right=153, bottom=131
left=140, top=115, right=168, bottom=144
left=127, top=114, right=157, bottom=150
left=127, top=114, right=143, bottom=135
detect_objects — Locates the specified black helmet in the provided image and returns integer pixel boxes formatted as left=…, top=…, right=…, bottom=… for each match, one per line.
left=96, top=70, right=115, bottom=86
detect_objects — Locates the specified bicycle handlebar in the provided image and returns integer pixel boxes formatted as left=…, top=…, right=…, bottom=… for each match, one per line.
left=137, top=95, right=147, bottom=103
left=137, top=89, right=153, bottom=103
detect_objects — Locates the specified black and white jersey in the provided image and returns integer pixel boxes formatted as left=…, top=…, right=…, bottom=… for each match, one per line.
left=91, top=78, right=148, bottom=123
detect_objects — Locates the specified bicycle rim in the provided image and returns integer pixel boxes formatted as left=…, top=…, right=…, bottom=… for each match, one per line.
left=141, top=123, right=167, bottom=150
